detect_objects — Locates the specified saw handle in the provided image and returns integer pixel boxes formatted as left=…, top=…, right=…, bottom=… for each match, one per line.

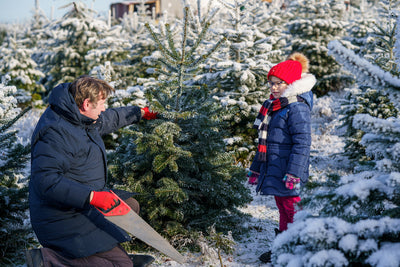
left=95, top=190, right=131, bottom=216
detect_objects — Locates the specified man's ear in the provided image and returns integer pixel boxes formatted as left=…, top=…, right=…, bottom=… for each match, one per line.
left=80, top=98, right=91, bottom=112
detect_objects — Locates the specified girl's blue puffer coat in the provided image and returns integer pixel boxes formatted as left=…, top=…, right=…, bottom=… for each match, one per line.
left=29, top=82, right=142, bottom=258
left=250, top=74, right=316, bottom=197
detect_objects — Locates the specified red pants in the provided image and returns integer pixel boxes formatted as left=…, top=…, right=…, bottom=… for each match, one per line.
left=274, top=195, right=301, bottom=231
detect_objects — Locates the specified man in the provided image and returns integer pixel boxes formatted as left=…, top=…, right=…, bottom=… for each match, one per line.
left=27, top=76, right=157, bottom=266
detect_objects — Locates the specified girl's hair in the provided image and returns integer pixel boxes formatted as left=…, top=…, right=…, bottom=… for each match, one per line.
left=69, top=76, right=114, bottom=108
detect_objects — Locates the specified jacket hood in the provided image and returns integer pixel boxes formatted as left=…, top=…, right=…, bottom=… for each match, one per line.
left=282, top=73, right=316, bottom=109
left=48, top=83, right=95, bottom=125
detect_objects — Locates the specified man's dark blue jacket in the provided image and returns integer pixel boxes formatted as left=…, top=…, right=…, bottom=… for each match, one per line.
left=29, top=82, right=142, bottom=258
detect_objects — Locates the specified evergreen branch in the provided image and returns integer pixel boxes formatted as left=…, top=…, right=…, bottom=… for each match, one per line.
left=165, top=23, right=180, bottom=60
left=175, top=7, right=190, bottom=112
left=0, top=106, right=32, bottom=133
left=0, top=131, right=16, bottom=145
left=188, top=37, right=227, bottom=69
left=144, top=23, right=177, bottom=63
left=181, top=7, right=189, bottom=64
left=157, top=57, right=179, bottom=73
left=185, top=21, right=212, bottom=60
left=154, top=68, right=176, bottom=77
left=328, top=40, right=400, bottom=89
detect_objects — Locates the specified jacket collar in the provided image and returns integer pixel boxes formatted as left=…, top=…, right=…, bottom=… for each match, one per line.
left=282, top=73, right=316, bottom=98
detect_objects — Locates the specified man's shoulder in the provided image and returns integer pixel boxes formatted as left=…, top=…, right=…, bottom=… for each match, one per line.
left=33, top=108, right=83, bottom=142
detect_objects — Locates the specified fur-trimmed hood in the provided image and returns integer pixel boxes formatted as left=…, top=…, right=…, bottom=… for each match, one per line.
left=282, top=73, right=316, bottom=109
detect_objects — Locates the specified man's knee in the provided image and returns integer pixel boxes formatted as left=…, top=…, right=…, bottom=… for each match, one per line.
left=124, top=197, right=140, bottom=214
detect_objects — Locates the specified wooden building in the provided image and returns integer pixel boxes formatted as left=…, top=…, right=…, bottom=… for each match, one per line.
left=110, top=1, right=183, bottom=20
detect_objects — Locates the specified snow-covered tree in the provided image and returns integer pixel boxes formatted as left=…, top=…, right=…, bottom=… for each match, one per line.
left=0, top=38, right=45, bottom=96
left=343, top=0, right=377, bottom=56
left=365, top=0, right=400, bottom=75
left=285, top=0, right=353, bottom=96
left=193, top=0, right=280, bottom=166
left=108, top=6, right=252, bottom=247
left=0, top=78, right=35, bottom=265
left=105, top=6, right=159, bottom=88
left=339, top=88, right=398, bottom=171
left=35, top=1, right=132, bottom=90
left=31, top=0, right=50, bottom=31
left=0, top=26, right=7, bottom=46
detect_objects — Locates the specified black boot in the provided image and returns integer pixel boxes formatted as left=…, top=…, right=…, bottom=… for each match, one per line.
left=25, top=248, right=44, bottom=267
left=129, top=254, right=155, bottom=267
left=274, top=228, right=282, bottom=236
left=259, top=250, right=272, bottom=263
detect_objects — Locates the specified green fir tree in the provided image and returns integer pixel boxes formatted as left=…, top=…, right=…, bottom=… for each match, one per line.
left=0, top=38, right=45, bottom=97
left=194, top=0, right=281, bottom=166
left=340, top=88, right=398, bottom=171
left=285, top=0, right=353, bottom=96
left=0, top=79, right=35, bottom=266
left=108, top=7, right=252, bottom=250
left=366, top=0, right=400, bottom=75
left=35, top=1, right=132, bottom=90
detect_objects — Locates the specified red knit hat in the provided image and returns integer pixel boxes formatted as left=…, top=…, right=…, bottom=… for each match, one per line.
left=267, top=53, right=309, bottom=84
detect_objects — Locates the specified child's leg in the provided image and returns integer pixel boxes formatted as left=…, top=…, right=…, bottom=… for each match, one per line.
left=274, top=196, right=301, bottom=231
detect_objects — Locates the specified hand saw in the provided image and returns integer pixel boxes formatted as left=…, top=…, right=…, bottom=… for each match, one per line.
left=96, top=190, right=185, bottom=264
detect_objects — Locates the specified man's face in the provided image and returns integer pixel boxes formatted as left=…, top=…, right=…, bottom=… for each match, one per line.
left=80, top=97, right=107, bottom=120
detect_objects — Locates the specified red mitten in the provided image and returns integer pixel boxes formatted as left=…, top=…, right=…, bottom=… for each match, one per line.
left=141, top=107, right=158, bottom=120
left=283, top=174, right=300, bottom=190
left=246, top=171, right=259, bottom=185
left=90, top=191, right=119, bottom=210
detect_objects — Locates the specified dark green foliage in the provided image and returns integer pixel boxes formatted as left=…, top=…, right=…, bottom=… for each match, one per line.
left=108, top=7, right=252, bottom=250
left=0, top=106, right=36, bottom=265
left=340, top=88, right=398, bottom=168
left=0, top=28, right=6, bottom=46
left=109, top=85, right=252, bottom=240
left=368, top=0, right=400, bottom=75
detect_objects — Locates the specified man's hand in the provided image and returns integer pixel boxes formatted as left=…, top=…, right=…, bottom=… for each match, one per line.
left=141, top=107, right=158, bottom=120
left=90, top=191, right=119, bottom=210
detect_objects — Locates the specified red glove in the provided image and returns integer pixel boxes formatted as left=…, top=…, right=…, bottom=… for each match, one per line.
left=246, top=171, right=259, bottom=185
left=141, top=107, right=158, bottom=120
left=283, top=174, right=300, bottom=190
left=90, top=191, right=119, bottom=210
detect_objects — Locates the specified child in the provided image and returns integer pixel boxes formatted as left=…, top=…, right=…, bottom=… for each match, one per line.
left=249, top=52, right=316, bottom=263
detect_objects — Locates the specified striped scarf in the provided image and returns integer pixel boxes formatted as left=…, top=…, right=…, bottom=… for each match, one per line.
left=253, top=94, right=299, bottom=161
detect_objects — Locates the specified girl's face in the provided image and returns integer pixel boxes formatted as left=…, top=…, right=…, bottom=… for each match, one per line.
left=268, top=76, right=288, bottom=99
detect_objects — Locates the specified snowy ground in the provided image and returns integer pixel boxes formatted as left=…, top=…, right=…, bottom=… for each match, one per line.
left=16, top=92, right=349, bottom=266
left=132, top=91, right=350, bottom=267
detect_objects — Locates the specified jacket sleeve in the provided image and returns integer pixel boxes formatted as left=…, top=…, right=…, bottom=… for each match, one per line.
left=97, top=106, right=142, bottom=136
left=30, top=127, right=92, bottom=209
left=249, top=150, right=261, bottom=174
left=286, top=102, right=311, bottom=178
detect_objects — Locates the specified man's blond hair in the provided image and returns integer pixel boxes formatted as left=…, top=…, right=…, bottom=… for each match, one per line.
left=69, top=76, right=115, bottom=108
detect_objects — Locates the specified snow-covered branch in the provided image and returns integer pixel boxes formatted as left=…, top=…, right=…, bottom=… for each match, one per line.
left=328, top=40, right=400, bottom=89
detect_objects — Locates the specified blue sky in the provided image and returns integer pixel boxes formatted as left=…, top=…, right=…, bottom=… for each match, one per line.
left=0, top=0, right=114, bottom=23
